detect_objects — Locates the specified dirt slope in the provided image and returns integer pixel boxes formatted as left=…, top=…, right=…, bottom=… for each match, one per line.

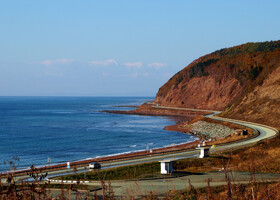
left=222, top=66, right=280, bottom=128
left=154, top=40, right=280, bottom=127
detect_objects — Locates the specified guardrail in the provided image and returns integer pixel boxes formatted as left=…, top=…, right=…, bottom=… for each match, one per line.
left=212, top=116, right=279, bottom=140
left=206, top=116, right=279, bottom=153
left=46, top=178, right=90, bottom=184
left=151, top=105, right=279, bottom=153
left=5, top=106, right=279, bottom=179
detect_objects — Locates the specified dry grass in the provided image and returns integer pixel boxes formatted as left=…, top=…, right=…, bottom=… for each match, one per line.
left=173, top=134, right=280, bottom=174
left=2, top=153, right=280, bottom=199
left=142, top=178, right=280, bottom=200
left=229, top=136, right=280, bottom=173
left=2, top=133, right=280, bottom=199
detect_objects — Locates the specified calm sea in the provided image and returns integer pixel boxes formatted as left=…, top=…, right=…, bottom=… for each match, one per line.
left=0, top=97, right=196, bottom=172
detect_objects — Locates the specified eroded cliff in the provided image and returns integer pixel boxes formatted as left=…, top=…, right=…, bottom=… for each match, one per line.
left=222, top=66, right=280, bottom=128
left=154, top=40, right=280, bottom=127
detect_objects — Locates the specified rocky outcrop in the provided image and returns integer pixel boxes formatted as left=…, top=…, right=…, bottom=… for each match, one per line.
left=155, top=76, right=242, bottom=110
left=154, top=40, right=280, bottom=128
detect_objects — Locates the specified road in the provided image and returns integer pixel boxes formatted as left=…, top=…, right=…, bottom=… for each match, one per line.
left=3, top=105, right=279, bottom=198
left=7, top=106, right=278, bottom=181
left=93, top=105, right=279, bottom=198
left=91, top=171, right=280, bottom=198
left=152, top=105, right=278, bottom=152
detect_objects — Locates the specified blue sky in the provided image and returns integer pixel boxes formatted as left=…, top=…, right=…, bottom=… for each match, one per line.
left=1, top=1, right=280, bottom=96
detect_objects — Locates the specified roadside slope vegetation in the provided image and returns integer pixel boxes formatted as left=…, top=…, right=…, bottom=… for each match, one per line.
left=154, top=40, right=280, bottom=128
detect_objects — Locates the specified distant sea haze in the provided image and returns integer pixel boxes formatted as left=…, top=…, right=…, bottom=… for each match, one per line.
left=0, top=97, right=196, bottom=172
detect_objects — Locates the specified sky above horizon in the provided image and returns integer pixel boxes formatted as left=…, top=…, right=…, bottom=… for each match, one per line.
left=1, top=1, right=280, bottom=96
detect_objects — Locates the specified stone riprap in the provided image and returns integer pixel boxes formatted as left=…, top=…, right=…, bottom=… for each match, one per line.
left=190, top=121, right=235, bottom=139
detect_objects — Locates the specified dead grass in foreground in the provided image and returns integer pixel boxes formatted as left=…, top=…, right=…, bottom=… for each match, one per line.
left=1, top=133, right=280, bottom=199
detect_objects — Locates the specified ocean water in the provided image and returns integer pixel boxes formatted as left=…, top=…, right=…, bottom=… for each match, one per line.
left=0, top=97, right=196, bottom=172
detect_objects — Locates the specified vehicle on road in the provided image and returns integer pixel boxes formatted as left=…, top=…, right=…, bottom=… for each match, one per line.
left=89, top=162, right=101, bottom=169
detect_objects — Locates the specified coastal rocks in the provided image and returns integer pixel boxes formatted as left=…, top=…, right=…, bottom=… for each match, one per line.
left=190, top=121, right=235, bottom=139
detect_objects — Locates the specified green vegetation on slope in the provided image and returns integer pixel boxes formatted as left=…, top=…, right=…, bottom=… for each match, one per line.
left=55, top=162, right=160, bottom=181
left=189, top=58, right=219, bottom=78
left=213, top=40, right=280, bottom=56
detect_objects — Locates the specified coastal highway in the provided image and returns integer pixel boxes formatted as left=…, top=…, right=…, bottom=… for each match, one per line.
left=94, top=105, right=278, bottom=170
left=43, top=106, right=279, bottom=179
left=45, top=106, right=280, bottom=198
left=4, top=105, right=279, bottom=183
left=152, top=105, right=279, bottom=152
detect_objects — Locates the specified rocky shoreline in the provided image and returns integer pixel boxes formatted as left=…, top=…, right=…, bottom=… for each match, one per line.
left=8, top=104, right=252, bottom=177
left=105, top=105, right=241, bottom=141
left=190, top=121, right=235, bottom=139
left=102, top=103, right=209, bottom=117
left=110, top=104, right=252, bottom=144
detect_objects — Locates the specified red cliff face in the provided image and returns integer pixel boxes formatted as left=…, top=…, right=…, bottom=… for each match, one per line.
left=154, top=41, right=280, bottom=124
left=155, top=76, right=242, bottom=110
left=222, top=66, right=280, bottom=128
